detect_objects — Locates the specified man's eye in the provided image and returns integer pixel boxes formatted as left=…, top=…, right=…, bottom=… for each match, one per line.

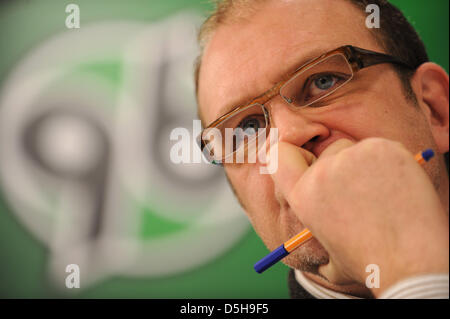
left=313, top=74, right=336, bottom=90
left=303, top=72, right=347, bottom=102
left=237, top=116, right=264, bottom=135
left=231, top=115, right=265, bottom=151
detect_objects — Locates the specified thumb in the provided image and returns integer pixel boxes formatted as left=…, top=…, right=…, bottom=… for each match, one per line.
left=269, top=142, right=316, bottom=197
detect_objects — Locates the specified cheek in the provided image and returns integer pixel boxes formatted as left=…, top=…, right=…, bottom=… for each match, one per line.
left=348, top=71, right=430, bottom=141
left=226, top=164, right=276, bottom=214
left=320, top=88, right=429, bottom=146
left=225, top=165, right=281, bottom=234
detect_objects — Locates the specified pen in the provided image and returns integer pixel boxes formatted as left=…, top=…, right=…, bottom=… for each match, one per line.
left=254, top=148, right=435, bottom=274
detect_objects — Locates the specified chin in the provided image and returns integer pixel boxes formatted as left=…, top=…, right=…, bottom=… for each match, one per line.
left=282, top=238, right=329, bottom=274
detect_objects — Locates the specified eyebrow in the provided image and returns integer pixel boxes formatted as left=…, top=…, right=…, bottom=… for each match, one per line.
left=212, top=46, right=329, bottom=124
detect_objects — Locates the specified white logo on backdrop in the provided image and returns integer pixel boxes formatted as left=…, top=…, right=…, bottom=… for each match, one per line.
left=0, top=13, right=249, bottom=291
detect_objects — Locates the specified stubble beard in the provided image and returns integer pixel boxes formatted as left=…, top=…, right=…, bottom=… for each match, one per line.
left=282, top=237, right=330, bottom=274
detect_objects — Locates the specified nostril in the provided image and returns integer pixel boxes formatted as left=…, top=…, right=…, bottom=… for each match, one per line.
left=302, top=135, right=321, bottom=153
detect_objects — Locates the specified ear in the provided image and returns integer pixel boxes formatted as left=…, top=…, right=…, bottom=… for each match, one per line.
left=411, top=62, right=449, bottom=153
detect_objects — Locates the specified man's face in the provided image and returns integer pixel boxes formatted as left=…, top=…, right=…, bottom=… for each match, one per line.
left=198, top=0, right=438, bottom=272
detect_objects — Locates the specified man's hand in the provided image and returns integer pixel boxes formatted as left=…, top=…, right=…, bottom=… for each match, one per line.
left=270, top=138, right=449, bottom=297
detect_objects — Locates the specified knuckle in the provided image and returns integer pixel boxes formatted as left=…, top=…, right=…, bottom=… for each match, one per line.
left=312, top=156, right=331, bottom=181
left=356, top=138, right=408, bottom=160
left=360, top=137, right=390, bottom=151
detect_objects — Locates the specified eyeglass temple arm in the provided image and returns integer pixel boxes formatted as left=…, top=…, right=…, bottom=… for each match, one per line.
left=348, top=46, right=415, bottom=70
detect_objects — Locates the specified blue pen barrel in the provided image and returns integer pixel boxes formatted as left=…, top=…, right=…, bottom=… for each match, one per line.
left=254, top=244, right=289, bottom=273
left=422, top=149, right=434, bottom=161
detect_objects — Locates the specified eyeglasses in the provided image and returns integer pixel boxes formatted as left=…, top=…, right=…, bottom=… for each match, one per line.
left=198, top=45, right=414, bottom=164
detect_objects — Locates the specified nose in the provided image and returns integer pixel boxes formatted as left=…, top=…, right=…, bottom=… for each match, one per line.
left=268, top=100, right=330, bottom=148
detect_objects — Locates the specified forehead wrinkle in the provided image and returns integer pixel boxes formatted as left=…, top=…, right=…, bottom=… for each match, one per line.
left=198, top=0, right=381, bottom=126
left=211, top=44, right=336, bottom=123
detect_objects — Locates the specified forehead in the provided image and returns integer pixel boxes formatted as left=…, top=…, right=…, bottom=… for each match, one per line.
left=198, top=0, right=382, bottom=126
